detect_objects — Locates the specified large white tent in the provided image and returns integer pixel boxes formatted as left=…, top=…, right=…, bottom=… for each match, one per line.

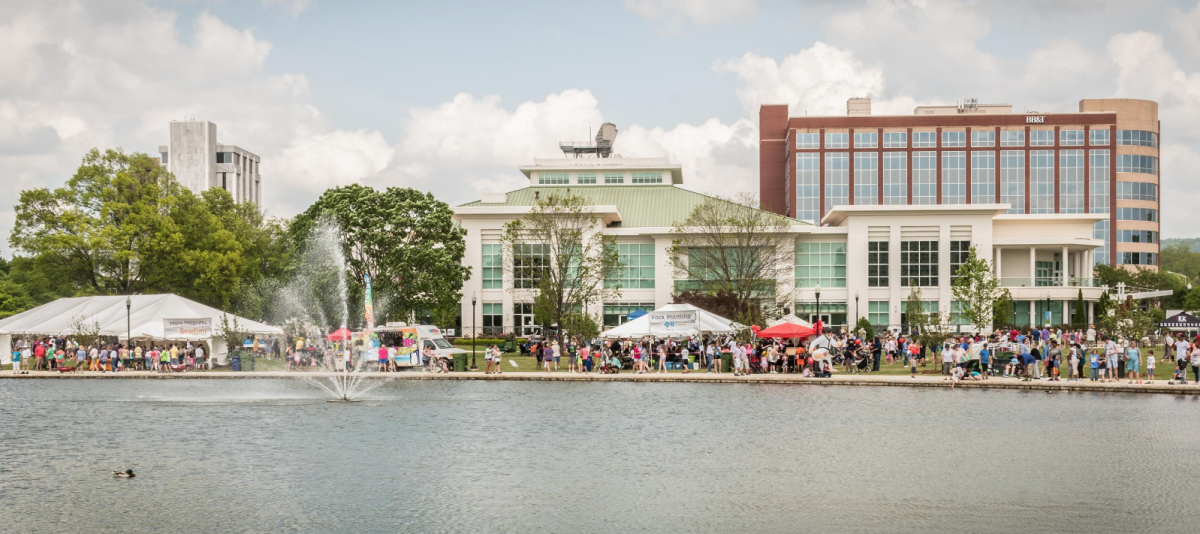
left=600, top=303, right=742, bottom=339
left=0, top=294, right=282, bottom=365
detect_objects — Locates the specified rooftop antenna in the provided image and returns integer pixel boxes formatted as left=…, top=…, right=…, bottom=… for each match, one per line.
left=560, top=122, right=618, bottom=158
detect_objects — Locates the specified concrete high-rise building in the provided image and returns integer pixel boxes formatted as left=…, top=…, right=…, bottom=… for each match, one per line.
left=759, top=98, right=1160, bottom=269
left=158, top=121, right=262, bottom=208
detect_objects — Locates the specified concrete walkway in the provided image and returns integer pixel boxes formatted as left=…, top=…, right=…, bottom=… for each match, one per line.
left=5, top=369, right=1198, bottom=395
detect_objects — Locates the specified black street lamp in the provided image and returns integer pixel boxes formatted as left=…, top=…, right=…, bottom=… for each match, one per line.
left=125, top=296, right=131, bottom=359
left=1045, top=292, right=1052, bottom=328
left=854, top=290, right=860, bottom=331
left=469, top=292, right=478, bottom=371
left=815, top=282, right=822, bottom=331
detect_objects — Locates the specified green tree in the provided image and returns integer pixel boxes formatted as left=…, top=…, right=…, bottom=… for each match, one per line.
left=667, top=192, right=794, bottom=327
left=11, top=149, right=183, bottom=295
left=1183, top=286, right=1200, bottom=313
left=855, top=316, right=874, bottom=340
left=0, top=277, right=33, bottom=319
left=292, top=185, right=470, bottom=328
left=1160, top=243, right=1200, bottom=283
left=1071, top=289, right=1087, bottom=328
left=1099, top=295, right=1153, bottom=343
left=950, top=246, right=1002, bottom=333
left=502, top=190, right=622, bottom=338
left=992, top=288, right=1014, bottom=329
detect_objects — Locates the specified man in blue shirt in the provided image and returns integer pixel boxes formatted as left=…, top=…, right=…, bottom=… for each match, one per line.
left=979, top=346, right=991, bottom=378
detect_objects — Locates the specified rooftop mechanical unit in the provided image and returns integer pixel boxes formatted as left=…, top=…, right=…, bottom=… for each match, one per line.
left=560, top=122, right=618, bottom=158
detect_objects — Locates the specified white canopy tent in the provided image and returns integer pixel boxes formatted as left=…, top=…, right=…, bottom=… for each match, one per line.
left=600, top=303, right=742, bottom=339
left=768, top=314, right=812, bottom=328
left=0, top=294, right=282, bottom=365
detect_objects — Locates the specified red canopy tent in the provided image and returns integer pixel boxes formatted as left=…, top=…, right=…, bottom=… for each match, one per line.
left=326, top=328, right=353, bottom=341
left=756, top=322, right=815, bottom=339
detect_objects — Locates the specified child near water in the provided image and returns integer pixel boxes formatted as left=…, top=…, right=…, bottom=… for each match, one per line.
left=910, top=354, right=918, bottom=378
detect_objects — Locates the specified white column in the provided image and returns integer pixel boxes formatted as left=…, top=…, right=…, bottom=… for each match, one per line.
left=995, top=247, right=1002, bottom=279
left=1029, top=247, right=1036, bottom=287
left=1061, top=246, right=1068, bottom=286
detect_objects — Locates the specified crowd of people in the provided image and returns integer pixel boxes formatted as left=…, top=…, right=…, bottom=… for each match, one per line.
left=9, top=337, right=209, bottom=373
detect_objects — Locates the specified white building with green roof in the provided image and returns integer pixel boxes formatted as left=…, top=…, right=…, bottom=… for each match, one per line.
left=455, top=155, right=1107, bottom=336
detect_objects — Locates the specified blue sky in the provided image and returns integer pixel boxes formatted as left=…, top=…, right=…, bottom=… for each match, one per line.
left=3, top=0, right=1200, bottom=257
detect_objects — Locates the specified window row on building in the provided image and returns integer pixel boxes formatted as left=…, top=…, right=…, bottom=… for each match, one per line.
left=796, top=149, right=1113, bottom=219
left=795, top=128, right=1127, bottom=150
left=536, top=171, right=663, bottom=185
left=1116, top=229, right=1157, bottom=243
left=1116, top=181, right=1158, bottom=202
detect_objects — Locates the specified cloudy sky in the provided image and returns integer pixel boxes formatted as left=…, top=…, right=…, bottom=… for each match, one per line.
left=3, top=0, right=1200, bottom=257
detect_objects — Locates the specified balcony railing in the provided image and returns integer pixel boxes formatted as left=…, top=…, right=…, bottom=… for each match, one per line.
left=999, top=277, right=1102, bottom=288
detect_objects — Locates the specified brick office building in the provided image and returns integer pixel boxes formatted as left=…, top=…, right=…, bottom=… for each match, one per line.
left=759, top=98, right=1161, bottom=269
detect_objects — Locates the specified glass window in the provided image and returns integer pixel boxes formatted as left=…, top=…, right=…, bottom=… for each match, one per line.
left=824, top=153, right=849, bottom=215
left=854, top=153, right=878, bottom=205
left=1090, top=129, right=1110, bottom=146
left=577, top=173, right=596, bottom=184
left=942, top=131, right=966, bottom=148
left=606, top=243, right=655, bottom=289
left=912, top=151, right=936, bottom=205
left=971, top=151, right=995, bottom=203
left=1029, top=130, right=1055, bottom=147
left=539, top=173, right=568, bottom=185
left=796, top=132, right=819, bottom=149
left=1029, top=150, right=1055, bottom=214
left=795, top=242, right=847, bottom=288
left=883, top=152, right=907, bottom=205
left=869, top=301, right=889, bottom=328
left=604, top=172, right=624, bottom=184
left=514, top=302, right=536, bottom=336
left=868, top=242, right=889, bottom=287
left=1117, top=230, right=1158, bottom=243
left=900, top=241, right=939, bottom=287
left=1116, top=154, right=1158, bottom=175
left=512, top=244, right=549, bottom=289
left=796, top=153, right=820, bottom=224
left=883, top=132, right=908, bottom=148
left=603, top=303, right=654, bottom=328
left=1117, top=130, right=1158, bottom=147
left=951, top=301, right=969, bottom=325
left=971, top=130, right=995, bottom=147
left=825, top=132, right=849, bottom=149
left=854, top=132, right=877, bottom=149
left=1060, top=150, right=1084, bottom=214
left=1060, top=129, right=1084, bottom=146
left=1001, top=150, right=1025, bottom=214
left=1119, top=252, right=1157, bottom=265
left=1001, top=130, right=1025, bottom=147
left=482, top=302, right=503, bottom=335
left=1116, top=182, right=1158, bottom=201
left=631, top=172, right=662, bottom=184
left=1093, top=220, right=1109, bottom=267
left=912, top=131, right=937, bottom=148
left=1116, top=207, right=1157, bottom=222
left=1090, top=150, right=1110, bottom=214
left=794, top=301, right=849, bottom=330
left=160, top=152, right=168, bottom=164
left=481, top=244, right=503, bottom=289
left=942, top=151, right=966, bottom=204
left=950, top=241, right=970, bottom=283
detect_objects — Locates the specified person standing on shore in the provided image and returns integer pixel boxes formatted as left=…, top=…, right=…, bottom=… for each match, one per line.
left=707, top=343, right=717, bottom=373
left=1190, top=344, right=1200, bottom=384
left=545, top=343, right=556, bottom=373
left=1126, top=341, right=1141, bottom=384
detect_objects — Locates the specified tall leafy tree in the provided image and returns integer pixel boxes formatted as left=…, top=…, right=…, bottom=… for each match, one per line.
left=501, top=190, right=622, bottom=336
left=11, top=149, right=182, bottom=295
left=292, top=185, right=470, bottom=327
left=950, top=246, right=1002, bottom=334
left=667, top=192, right=793, bottom=326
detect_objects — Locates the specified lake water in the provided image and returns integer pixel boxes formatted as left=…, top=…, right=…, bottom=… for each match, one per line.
left=1, top=379, right=1198, bottom=533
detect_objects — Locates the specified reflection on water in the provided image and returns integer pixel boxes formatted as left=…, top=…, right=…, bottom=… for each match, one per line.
left=0, top=379, right=1198, bottom=533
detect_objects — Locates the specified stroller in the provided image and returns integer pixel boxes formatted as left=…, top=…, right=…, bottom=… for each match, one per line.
left=853, top=347, right=872, bottom=373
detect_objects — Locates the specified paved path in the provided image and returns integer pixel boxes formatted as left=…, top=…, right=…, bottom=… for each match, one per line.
left=4, top=369, right=1197, bottom=395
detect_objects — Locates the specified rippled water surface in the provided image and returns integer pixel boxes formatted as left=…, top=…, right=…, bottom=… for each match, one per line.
left=1, top=379, right=1198, bottom=533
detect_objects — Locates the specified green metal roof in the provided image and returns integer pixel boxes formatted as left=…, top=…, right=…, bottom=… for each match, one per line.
left=459, top=185, right=809, bottom=228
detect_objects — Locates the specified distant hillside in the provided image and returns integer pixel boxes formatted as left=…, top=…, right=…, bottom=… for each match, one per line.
left=1162, top=238, right=1200, bottom=253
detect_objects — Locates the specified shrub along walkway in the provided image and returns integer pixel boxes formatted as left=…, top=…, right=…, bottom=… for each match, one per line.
left=5, top=369, right=1198, bottom=395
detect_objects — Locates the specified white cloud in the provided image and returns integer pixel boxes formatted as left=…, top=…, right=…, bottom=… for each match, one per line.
left=1167, top=1, right=1200, bottom=64
left=0, top=2, right=388, bottom=255
left=624, top=0, right=755, bottom=26
left=262, top=0, right=312, bottom=17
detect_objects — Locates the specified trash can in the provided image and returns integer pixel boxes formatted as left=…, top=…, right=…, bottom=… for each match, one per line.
left=720, top=352, right=732, bottom=373
left=231, top=355, right=241, bottom=372
left=453, top=353, right=468, bottom=372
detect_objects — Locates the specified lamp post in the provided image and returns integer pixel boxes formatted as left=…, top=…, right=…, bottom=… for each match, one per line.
left=854, top=290, right=860, bottom=330
left=125, top=296, right=131, bottom=359
left=469, top=292, right=478, bottom=371
left=815, top=282, right=822, bottom=331
left=1045, top=291, right=1052, bottom=328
